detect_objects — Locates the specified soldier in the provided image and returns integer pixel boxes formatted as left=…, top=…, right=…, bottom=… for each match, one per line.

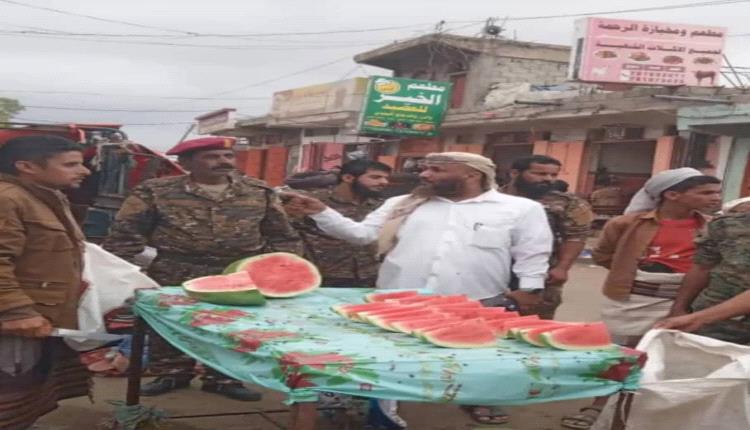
left=502, top=155, right=594, bottom=319
left=103, top=136, right=303, bottom=401
left=664, top=210, right=750, bottom=344
left=286, top=160, right=391, bottom=288
left=0, top=136, right=91, bottom=430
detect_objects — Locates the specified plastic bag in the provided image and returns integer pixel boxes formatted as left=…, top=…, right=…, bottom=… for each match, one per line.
left=67, top=243, right=159, bottom=351
left=593, top=329, right=750, bottom=430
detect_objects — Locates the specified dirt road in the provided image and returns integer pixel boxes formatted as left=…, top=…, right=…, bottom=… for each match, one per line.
left=38, top=263, right=608, bottom=430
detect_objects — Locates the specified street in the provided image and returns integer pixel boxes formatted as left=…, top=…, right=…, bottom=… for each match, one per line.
left=38, top=262, right=608, bottom=430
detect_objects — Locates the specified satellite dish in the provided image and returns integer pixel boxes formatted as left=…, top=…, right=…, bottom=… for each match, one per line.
left=485, top=25, right=502, bottom=36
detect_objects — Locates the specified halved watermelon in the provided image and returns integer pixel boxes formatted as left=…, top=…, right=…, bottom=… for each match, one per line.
left=540, top=322, right=614, bottom=351
left=422, top=320, right=497, bottom=349
left=516, top=323, right=575, bottom=347
left=183, top=271, right=266, bottom=306
left=225, top=253, right=321, bottom=298
left=365, top=290, right=420, bottom=303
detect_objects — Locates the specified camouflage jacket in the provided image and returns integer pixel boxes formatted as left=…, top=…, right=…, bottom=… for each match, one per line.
left=103, top=174, right=303, bottom=285
left=289, top=187, right=382, bottom=286
left=500, top=187, right=594, bottom=262
left=693, top=212, right=750, bottom=309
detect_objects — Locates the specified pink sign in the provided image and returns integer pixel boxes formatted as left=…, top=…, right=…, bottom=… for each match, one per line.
left=570, top=17, right=726, bottom=87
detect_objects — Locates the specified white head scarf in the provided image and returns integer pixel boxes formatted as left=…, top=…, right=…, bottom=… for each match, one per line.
left=721, top=197, right=750, bottom=214
left=424, top=152, right=498, bottom=190
left=623, top=168, right=704, bottom=214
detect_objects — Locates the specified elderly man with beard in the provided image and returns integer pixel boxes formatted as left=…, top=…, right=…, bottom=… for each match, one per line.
left=286, top=159, right=391, bottom=288
left=502, top=155, right=594, bottom=319
left=284, top=152, right=553, bottom=426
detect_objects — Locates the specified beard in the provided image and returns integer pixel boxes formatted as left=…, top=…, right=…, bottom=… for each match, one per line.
left=352, top=180, right=383, bottom=198
left=515, top=176, right=553, bottom=199
left=419, top=178, right=464, bottom=197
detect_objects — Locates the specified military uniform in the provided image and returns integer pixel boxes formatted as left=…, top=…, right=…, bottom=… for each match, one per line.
left=103, top=172, right=303, bottom=382
left=500, top=187, right=594, bottom=319
left=290, top=188, right=382, bottom=287
left=691, top=212, right=750, bottom=344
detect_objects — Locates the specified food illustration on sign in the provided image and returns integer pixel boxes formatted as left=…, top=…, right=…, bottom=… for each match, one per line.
left=629, top=52, right=650, bottom=62
left=594, top=50, right=618, bottom=59
left=662, top=55, right=683, bottom=64
left=412, top=123, right=434, bottom=132
left=694, top=57, right=715, bottom=64
left=365, top=119, right=387, bottom=127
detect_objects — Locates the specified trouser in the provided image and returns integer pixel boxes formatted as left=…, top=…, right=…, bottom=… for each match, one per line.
left=148, top=332, right=238, bottom=384
left=480, top=285, right=563, bottom=320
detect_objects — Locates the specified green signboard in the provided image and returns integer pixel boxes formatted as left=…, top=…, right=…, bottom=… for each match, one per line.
left=359, top=76, right=452, bottom=137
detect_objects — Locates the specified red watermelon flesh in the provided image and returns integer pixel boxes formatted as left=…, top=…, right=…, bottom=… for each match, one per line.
left=422, top=320, right=497, bottom=349
left=357, top=306, right=423, bottom=319
left=182, top=272, right=266, bottom=306
left=412, top=319, right=466, bottom=338
left=390, top=317, right=447, bottom=333
left=229, top=253, right=321, bottom=298
left=499, top=319, right=558, bottom=339
left=516, top=323, right=576, bottom=347
left=540, top=322, right=613, bottom=351
left=332, top=303, right=395, bottom=319
left=485, top=316, right=541, bottom=337
left=370, top=310, right=443, bottom=331
left=390, top=296, right=435, bottom=305
left=365, top=290, right=419, bottom=303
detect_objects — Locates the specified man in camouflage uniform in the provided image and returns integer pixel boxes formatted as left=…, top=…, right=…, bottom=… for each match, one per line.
left=286, top=160, right=391, bottom=288
left=668, top=211, right=750, bottom=344
left=103, top=136, right=303, bottom=400
left=502, top=155, right=594, bottom=319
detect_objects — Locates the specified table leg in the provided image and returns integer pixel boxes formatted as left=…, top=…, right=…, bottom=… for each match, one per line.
left=610, top=391, right=634, bottom=430
left=126, top=316, right=147, bottom=406
left=289, top=402, right=318, bottom=430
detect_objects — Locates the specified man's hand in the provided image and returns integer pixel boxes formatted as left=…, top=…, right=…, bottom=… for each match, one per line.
left=506, top=290, right=543, bottom=312
left=0, top=316, right=53, bottom=338
left=279, top=192, right=327, bottom=216
left=654, top=313, right=706, bottom=332
left=546, top=267, right=569, bottom=286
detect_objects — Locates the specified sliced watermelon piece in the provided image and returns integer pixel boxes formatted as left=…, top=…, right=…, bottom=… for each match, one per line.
left=183, top=272, right=266, bottom=306
left=224, top=252, right=320, bottom=298
left=422, top=320, right=497, bottom=349
left=365, top=290, right=420, bottom=303
left=540, top=322, right=614, bottom=351
left=516, top=323, right=576, bottom=347
left=396, top=294, right=468, bottom=305
left=485, top=316, right=541, bottom=337
left=367, top=309, right=438, bottom=330
left=412, top=319, right=465, bottom=338
left=390, top=317, right=447, bottom=334
left=331, top=302, right=395, bottom=320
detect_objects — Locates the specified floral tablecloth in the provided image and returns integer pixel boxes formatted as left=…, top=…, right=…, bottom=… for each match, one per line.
left=134, top=288, right=644, bottom=404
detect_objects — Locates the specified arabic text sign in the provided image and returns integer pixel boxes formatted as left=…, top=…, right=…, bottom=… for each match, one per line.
left=570, top=17, right=726, bottom=87
left=359, top=76, right=452, bottom=137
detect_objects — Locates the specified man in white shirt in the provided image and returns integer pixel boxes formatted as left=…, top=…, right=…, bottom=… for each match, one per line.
left=285, top=152, right=553, bottom=426
left=286, top=151, right=553, bottom=311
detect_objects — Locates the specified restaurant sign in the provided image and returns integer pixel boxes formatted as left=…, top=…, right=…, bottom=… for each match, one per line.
left=359, top=76, right=452, bottom=137
left=569, top=17, right=726, bottom=87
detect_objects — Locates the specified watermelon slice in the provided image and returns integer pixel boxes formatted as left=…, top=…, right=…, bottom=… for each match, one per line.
left=367, top=310, right=438, bottom=330
left=331, top=302, right=395, bottom=319
left=484, top=316, right=541, bottom=337
left=516, top=323, right=575, bottom=347
left=390, top=317, right=447, bottom=334
left=540, top=322, right=614, bottom=351
left=365, top=290, right=420, bottom=303
left=422, top=320, right=497, bottom=349
left=396, top=294, right=468, bottom=305
left=225, top=252, right=321, bottom=298
left=183, top=271, right=266, bottom=306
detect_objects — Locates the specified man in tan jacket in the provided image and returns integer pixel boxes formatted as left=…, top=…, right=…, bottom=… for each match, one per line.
left=0, top=135, right=91, bottom=430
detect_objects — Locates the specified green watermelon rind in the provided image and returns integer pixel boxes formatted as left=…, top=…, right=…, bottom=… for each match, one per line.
left=182, top=282, right=267, bottom=307
left=223, top=252, right=321, bottom=298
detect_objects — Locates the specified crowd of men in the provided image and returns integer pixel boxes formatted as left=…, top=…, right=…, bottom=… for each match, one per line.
left=1, top=134, right=748, bottom=430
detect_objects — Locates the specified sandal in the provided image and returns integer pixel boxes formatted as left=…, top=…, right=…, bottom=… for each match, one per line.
left=561, top=406, right=603, bottom=429
left=463, top=405, right=510, bottom=425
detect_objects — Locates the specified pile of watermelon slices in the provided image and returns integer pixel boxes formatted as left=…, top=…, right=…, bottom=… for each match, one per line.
left=332, top=290, right=613, bottom=350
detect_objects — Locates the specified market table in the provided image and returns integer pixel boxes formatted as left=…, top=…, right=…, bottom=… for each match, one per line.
left=127, top=288, right=644, bottom=429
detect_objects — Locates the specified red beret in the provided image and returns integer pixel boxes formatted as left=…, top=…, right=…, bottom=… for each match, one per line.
left=166, top=136, right=236, bottom=156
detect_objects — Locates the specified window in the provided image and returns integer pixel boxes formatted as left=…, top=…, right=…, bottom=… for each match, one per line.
left=449, top=73, right=467, bottom=109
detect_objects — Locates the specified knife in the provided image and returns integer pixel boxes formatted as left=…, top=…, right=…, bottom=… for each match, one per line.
left=50, top=328, right=125, bottom=343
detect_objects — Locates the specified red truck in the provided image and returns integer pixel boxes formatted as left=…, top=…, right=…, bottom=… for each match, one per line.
left=0, top=121, right=184, bottom=241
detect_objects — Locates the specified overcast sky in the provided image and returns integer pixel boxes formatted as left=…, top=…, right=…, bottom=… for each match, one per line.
left=1, top=0, right=748, bottom=150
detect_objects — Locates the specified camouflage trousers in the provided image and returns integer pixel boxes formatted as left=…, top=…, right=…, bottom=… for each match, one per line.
left=148, top=333, right=238, bottom=384
left=694, top=319, right=750, bottom=345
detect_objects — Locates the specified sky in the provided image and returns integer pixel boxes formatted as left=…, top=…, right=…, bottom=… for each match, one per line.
left=0, top=0, right=748, bottom=150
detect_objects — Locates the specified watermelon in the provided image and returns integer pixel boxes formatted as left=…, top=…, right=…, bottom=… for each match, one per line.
left=182, top=272, right=266, bottom=306
left=396, top=294, right=468, bottom=305
left=331, top=302, right=395, bottom=319
left=516, top=323, right=575, bottom=347
left=365, top=290, right=420, bottom=303
left=225, top=252, right=321, bottom=298
left=540, top=322, right=614, bottom=351
left=390, top=317, right=447, bottom=334
left=369, top=311, right=440, bottom=331
left=484, top=316, right=541, bottom=337
left=422, top=320, right=497, bottom=349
